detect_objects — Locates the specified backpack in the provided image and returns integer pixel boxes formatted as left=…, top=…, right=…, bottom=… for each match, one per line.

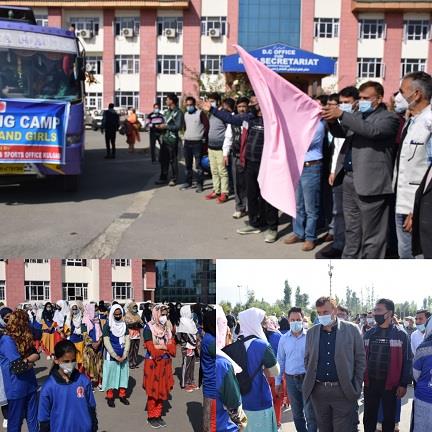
left=221, top=335, right=262, bottom=395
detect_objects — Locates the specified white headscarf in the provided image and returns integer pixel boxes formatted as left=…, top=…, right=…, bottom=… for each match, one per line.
left=69, top=301, right=83, bottom=335
left=53, top=300, right=70, bottom=327
left=238, top=307, right=267, bottom=341
left=176, top=305, right=198, bottom=335
left=109, top=304, right=126, bottom=346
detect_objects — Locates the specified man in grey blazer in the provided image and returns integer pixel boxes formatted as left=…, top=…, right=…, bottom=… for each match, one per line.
left=322, top=81, right=400, bottom=258
left=303, top=296, right=366, bottom=432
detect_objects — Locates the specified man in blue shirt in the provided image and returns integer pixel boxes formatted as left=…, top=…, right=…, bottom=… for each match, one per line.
left=285, top=121, right=326, bottom=251
left=276, top=307, right=317, bottom=432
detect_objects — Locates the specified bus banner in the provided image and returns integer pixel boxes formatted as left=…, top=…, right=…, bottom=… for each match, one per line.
left=0, top=99, right=70, bottom=164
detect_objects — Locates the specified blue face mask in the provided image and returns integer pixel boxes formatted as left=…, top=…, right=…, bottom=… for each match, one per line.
left=187, top=106, right=196, bottom=113
left=417, top=323, right=426, bottom=332
left=339, top=103, right=353, bottom=113
left=290, top=321, right=303, bottom=333
left=318, top=314, right=334, bottom=327
left=154, top=109, right=160, bottom=114
left=358, top=100, right=373, bottom=113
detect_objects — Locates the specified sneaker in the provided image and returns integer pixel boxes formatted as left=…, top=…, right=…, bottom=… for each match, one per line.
left=147, top=418, right=161, bottom=429
left=237, top=225, right=262, bottom=235
left=168, top=180, right=176, bottom=187
left=264, top=229, right=278, bottom=243
left=180, top=183, right=192, bottom=190
left=156, top=418, right=167, bottom=428
left=185, top=385, right=194, bottom=393
left=205, top=191, right=219, bottom=200
left=232, top=211, right=246, bottom=219
left=284, top=234, right=303, bottom=245
left=97, top=384, right=104, bottom=392
left=216, top=193, right=228, bottom=204
left=3, top=419, right=7, bottom=429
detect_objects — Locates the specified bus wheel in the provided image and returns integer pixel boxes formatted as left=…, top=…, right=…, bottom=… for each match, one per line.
left=61, top=175, right=79, bottom=192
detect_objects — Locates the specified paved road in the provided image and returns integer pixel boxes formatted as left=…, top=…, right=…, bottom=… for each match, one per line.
left=0, top=345, right=202, bottom=432
left=0, top=130, right=331, bottom=258
left=281, top=386, right=414, bottom=431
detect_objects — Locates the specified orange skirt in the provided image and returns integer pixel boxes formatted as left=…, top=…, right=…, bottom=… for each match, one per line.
left=143, top=358, right=174, bottom=401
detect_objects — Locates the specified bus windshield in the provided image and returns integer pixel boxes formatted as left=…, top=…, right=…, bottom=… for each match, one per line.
left=0, top=48, right=81, bottom=101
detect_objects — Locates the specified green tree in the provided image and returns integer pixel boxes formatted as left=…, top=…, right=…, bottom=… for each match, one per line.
left=295, top=286, right=302, bottom=307
left=283, top=280, right=292, bottom=307
left=310, top=310, right=317, bottom=324
left=219, top=301, right=232, bottom=315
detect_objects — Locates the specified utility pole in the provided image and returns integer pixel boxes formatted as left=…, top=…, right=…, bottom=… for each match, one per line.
left=328, top=261, right=334, bottom=297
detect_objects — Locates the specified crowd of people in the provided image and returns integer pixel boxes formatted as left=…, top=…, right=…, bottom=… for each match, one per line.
left=101, top=71, right=432, bottom=258
left=0, top=300, right=216, bottom=431
left=217, top=298, right=432, bottom=432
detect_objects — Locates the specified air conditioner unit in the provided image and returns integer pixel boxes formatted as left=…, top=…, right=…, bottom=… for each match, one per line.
left=208, top=28, right=221, bottom=38
left=122, top=28, right=135, bottom=38
left=79, top=29, right=93, bottom=39
left=164, top=28, right=177, bottom=39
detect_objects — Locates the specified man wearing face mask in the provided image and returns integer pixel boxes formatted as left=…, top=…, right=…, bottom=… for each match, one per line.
left=393, top=72, right=432, bottom=258
left=181, top=96, right=209, bottom=193
left=303, top=297, right=365, bottom=432
left=362, top=312, right=375, bottom=336
left=411, top=309, right=431, bottom=355
left=363, top=299, right=411, bottom=432
left=322, top=81, right=400, bottom=259
left=146, top=103, right=165, bottom=163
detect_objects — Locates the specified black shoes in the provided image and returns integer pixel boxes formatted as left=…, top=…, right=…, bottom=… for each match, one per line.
left=107, top=399, right=115, bottom=408
left=147, top=418, right=161, bottom=429
left=155, top=179, right=167, bottom=185
left=119, top=397, right=130, bottom=405
left=320, top=248, right=343, bottom=259
left=157, top=418, right=167, bottom=428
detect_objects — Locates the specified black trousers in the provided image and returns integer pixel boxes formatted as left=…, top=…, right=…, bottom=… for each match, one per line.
left=232, top=153, right=247, bottom=212
left=183, top=140, right=203, bottom=185
left=149, top=132, right=161, bottom=162
left=363, top=380, right=397, bottom=432
left=245, top=159, right=278, bottom=230
left=160, top=141, right=178, bottom=181
left=105, top=132, right=116, bottom=156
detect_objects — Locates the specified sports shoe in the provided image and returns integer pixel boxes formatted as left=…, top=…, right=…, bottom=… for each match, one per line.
left=185, top=385, right=194, bottom=393
left=264, top=229, right=278, bottom=243
left=216, top=193, right=228, bottom=204
left=147, top=418, right=161, bottom=429
left=168, top=180, right=176, bottom=187
left=237, top=225, right=261, bottom=235
left=97, top=384, right=104, bottom=392
left=156, top=418, right=167, bottom=428
left=232, top=211, right=246, bottom=219
left=179, top=183, right=192, bottom=190
left=205, top=191, right=219, bottom=200
left=2, top=419, right=7, bottom=429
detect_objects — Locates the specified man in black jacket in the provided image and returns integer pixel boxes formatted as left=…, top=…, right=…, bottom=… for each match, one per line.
left=101, top=103, right=120, bottom=159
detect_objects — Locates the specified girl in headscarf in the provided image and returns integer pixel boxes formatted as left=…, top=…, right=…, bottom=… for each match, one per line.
left=412, top=316, right=432, bottom=432
left=82, top=303, right=103, bottom=390
left=0, top=310, right=40, bottom=432
left=53, top=300, right=69, bottom=345
left=125, top=107, right=140, bottom=153
left=66, top=301, right=85, bottom=369
left=143, top=304, right=176, bottom=428
left=124, top=302, right=144, bottom=369
left=102, top=304, right=130, bottom=408
left=176, top=305, right=198, bottom=391
left=41, top=302, right=57, bottom=359
left=0, top=307, right=12, bottom=429
left=97, top=300, right=108, bottom=329
left=141, top=302, right=153, bottom=324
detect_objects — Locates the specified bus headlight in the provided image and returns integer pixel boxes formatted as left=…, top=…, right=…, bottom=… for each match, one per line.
left=66, top=134, right=82, bottom=146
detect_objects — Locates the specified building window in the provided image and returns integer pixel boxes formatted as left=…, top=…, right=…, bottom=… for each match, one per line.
left=201, top=16, right=227, bottom=36
left=115, top=55, right=140, bottom=74
left=86, top=92, right=103, bottom=111
left=200, top=55, right=223, bottom=75
left=157, top=55, right=183, bottom=75
left=70, top=17, right=99, bottom=35
left=25, top=281, right=50, bottom=301
left=112, top=259, right=131, bottom=267
left=62, top=259, right=87, bottom=267
left=112, top=282, right=133, bottom=300
left=62, top=283, right=88, bottom=301
left=357, top=58, right=383, bottom=78
left=115, top=17, right=140, bottom=36
left=314, top=18, right=339, bottom=38
left=156, top=92, right=181, bottom=110
left=404, top=20, right=430, bottom=41
left=86, top=56, right=103, bottom=75
left=156, top=16, right=183, bottom=36
left=0, top=281, right=4, bottom=301
left=359, top=19, right=385, bottom=39
left=401, top=58, right=426, bottom=77
left=24, top=259, right=49, bottom=264
left=35, top=14, right=48, bottom=27
left=115, top=91, right=139, bottom=109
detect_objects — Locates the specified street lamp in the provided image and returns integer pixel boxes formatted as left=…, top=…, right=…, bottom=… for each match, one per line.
left=328, top=261, right=334, bottom=297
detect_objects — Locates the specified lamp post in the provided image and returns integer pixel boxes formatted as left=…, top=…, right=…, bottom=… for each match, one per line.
left=328, top=261, right=334, bottom=297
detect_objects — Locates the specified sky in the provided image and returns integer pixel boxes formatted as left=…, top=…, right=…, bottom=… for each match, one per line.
left=217, top=260, right=431, bottom=308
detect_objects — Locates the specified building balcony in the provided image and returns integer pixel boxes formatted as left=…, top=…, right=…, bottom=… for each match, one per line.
left=0, top=0, right=190, bottom=9
left=352, top=0, right=432, bottom=12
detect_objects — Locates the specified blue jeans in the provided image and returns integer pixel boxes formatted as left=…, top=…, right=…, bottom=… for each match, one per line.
left=7, top=392, right=39, bottom=432
left=286, top=375, right=317, bottom=432
left=294, top=163, right=322, bottom=241
left=395, top=213, right=414, bottom=259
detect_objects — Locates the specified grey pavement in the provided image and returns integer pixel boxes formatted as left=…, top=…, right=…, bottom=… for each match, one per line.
left=281, top=386, right=414, bottom=431
left=0, top=130, right=331, bottom=258
left=0, top=344, right=202, bottom=432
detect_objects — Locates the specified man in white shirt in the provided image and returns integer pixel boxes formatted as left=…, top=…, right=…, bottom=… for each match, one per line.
left=411, top=309, right=431, bottom=354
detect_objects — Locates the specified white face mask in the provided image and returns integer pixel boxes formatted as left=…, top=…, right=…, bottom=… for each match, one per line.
left=159, top=315, right=167, bottom=325
left=367, top=318, right=375, bottom=326
left=60, top=362, right=76, bottom=375
left=394, top=92, right=409, bottom=114
left=318, top=314, right=334, bottom=327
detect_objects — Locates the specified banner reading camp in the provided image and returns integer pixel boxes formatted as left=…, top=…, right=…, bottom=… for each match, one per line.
left=0, top=99, right=69, bottom=164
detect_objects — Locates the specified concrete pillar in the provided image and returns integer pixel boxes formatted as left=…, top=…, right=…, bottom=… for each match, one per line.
left=301, top=0, right=315, bottom=52
left=98, top=259, right=112, bottom=302
left=103, top=9, right=115, bottom=109
left=226, top=0, right=239, bottom=55
left=131, top=259, right=143, bottom=301
left=50, top=259, right=62, bottom=303
left=5, top=259, right=25, bottom=308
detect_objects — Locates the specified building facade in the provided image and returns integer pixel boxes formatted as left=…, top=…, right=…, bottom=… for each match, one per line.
left=3, top=0, right=432, bottom=107
left=0, top=258, right=157, bottom=307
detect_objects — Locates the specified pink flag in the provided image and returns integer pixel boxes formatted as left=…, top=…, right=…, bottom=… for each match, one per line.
left=235, top=45, right=322, bottom=218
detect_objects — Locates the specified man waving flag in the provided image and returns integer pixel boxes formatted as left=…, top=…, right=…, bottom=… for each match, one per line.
left=235, top=45, right=322, bottom=217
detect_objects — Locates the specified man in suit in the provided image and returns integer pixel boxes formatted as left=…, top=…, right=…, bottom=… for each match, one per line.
left=322, top=81, right=400, bottom=258
left=303, top=296, right=366, bottom=432
left=101, top=103, right=120, bottom=159
left=412, top=163, right=432, bottom=258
